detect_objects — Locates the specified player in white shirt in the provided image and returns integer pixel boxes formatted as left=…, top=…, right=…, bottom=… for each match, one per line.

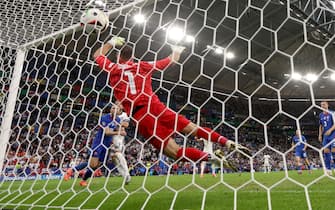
left=263, top=154, right=271, bottom=173
left=111, top=101, right=131, bottom=184
left=199, top=138, right=217, bottom=177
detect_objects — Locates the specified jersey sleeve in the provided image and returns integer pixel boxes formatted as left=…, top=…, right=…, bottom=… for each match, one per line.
left=140, top=57, right=172, bottom=72
left=100, top=115, right=109, bottom=128
left=95, top=55, right=115, bottom=72
left=121, top=112, right=130, bottom=122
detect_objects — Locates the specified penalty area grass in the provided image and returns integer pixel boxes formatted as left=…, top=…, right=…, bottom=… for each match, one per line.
left=0, top=170, right=334, bottom=210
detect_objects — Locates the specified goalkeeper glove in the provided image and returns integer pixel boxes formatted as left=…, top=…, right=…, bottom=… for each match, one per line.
left=108, top=36, right=125, bottom=47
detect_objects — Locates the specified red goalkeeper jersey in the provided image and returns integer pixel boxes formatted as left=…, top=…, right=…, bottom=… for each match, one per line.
left=95, top=55, right=171, bottom=114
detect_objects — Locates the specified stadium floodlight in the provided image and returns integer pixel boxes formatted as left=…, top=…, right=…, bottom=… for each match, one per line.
left=331, top=1, right=335, bottom=9
left=185, top=35, right=195, bottom=43
left=133, top=13, right=146, bottom=24
left=226, top=51, right=235, bottom=59
left=331, top=73, right=335, bottom=80
left=292, top=72, right=302, bottom=80
left=305, top=73, right=318, bottom=82
left=215, top=47, right=223, bottom=54
left=167, top=26, right=185, bottom=42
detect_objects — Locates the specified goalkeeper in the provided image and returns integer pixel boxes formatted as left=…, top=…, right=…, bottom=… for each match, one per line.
left=92, top=36, right=250, bottom=169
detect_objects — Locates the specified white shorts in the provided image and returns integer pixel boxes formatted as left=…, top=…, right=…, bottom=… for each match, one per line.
left=112, top=135, right=125, bottom=153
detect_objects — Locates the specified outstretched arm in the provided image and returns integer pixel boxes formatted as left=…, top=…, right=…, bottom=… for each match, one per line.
left=152, top=45, right=186, bottom=70
left=169, top=45, right=185, bottom=63
left=318, top=125, right=323, bottom=142
left=93, top=43, right=113, bottom=60
left=93, top=36, right=125, bottom=60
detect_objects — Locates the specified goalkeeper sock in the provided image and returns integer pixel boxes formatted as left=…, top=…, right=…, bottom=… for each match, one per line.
left=83, top=168, right=93, bottom=181
left=324, top=152, right=331, bottom=170
left=176, top=147, right=208, bottom=162
left=196, top=127, right=228, bottom=145
left=74, top=162, right=88, bottom=171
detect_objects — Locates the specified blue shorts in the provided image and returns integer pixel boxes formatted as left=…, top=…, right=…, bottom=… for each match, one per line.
left=322, top=136, right=335, bottom=149
left=90, top=145, right=108, bottom=163
left=295, top=151, right=307, bottom=159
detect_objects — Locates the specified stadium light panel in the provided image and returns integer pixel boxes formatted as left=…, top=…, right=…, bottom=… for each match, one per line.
left=133, top=13, right=146, bottom=24
left=226, top=51, right=235, bottom=59
left=292, top=73, right=302, bottom=80
left=167, top=26, right=184, bottom=42
left=215, top=48, right=223, bottom=54
left=331, top=1, right=335, bottom=9
left=185, top=35, right=195, bottom=42
left=305, top=73, right=317, bottom=82
left=331, top=73, right=335, bottom=80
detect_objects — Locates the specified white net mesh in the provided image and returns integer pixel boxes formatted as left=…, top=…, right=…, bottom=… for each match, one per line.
left=1, top=0, right=335, bottom=209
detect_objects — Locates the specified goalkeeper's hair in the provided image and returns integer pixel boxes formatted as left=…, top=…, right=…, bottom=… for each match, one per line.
left=120, top=45, right=133, bottom=61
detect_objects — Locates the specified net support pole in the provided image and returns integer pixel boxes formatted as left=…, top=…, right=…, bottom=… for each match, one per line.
left=0, top=48, right=26, bottom=173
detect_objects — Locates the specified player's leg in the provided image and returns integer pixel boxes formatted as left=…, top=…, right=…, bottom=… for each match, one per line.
left=135, top=103, right=237, bottom=171
left=113, top=136, right=131, bottom=182
left=303, top=158, right=312, bottom=173
left=64, top=162, right=88, bottom=181
left=143, top=101, right=250, bottom=155
left=161, top=137, right=238, bottom=171
left=302, top=151, right=311, bottom=172
left=295, top=155, right=302, bottom=174
left=200, top=161, right=206, bottom=177
left=324, top=149, right=332, bottom=175
left=81, top=147, right=105, bottom=186
left=211, top=162, right=217, bottom=177
left=181, top=122, right=251, bottom=156
left=115, top=152, right=131, bottom=184
left=267, top=164, right=271, bottom=173
left=323, top=137, right=332, bottom=175
left=80, top=157, right=100, bottom=186
left=331, top=140, right=335, bottom=171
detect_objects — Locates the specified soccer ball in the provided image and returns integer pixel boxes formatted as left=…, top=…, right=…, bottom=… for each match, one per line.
left=80, top=8, right=109, bottom=33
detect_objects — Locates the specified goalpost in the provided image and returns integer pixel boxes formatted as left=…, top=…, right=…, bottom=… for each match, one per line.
left=0, top=0, right=335, bottom=209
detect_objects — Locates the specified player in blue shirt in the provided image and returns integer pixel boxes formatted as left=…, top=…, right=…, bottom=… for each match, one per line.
left=318, top=101, right=335, bottom=175
left=64, top=105, right=126, bottom=186
left=292, top=130, right=311, bottom=174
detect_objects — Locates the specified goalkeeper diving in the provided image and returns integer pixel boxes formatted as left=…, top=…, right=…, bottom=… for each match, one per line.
left=92, top=36, right=251, bottom=170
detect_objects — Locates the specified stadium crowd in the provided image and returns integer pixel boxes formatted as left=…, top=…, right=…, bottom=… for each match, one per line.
left=1, top=58, right=324, bottom=178
left=3, top=100, right=323, bottom=178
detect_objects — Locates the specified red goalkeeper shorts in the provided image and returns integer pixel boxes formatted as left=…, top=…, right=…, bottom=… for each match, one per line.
left=133, top=100, right=190, bottom=150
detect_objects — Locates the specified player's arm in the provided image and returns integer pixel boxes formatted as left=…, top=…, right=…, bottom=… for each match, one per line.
left=325, top=115, right=335, bottom=135
left=318, top=124, right=323, bottom=142
left=291, top=137, right=295, bottom=149
left=104, top=127, right=126, bottom=136
left=148, top=45, right=186, bottom=71
left=303, top=137, right=307, bottom=151
left=120, top=113, right=130, bottom=128
left=169, top=45, right=185, bottom=63
left=291, top=141, right=294, bottom=148
left=121, top=121, right=129, bottom=128
left=93, top=37, right=125, bottom=60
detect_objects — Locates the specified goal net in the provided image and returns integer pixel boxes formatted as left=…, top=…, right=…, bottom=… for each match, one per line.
left=1, top=0, right=335, bottom=209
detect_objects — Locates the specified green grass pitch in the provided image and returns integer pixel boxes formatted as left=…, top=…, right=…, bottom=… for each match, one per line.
left=0, top=170, right=334, bottom=210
